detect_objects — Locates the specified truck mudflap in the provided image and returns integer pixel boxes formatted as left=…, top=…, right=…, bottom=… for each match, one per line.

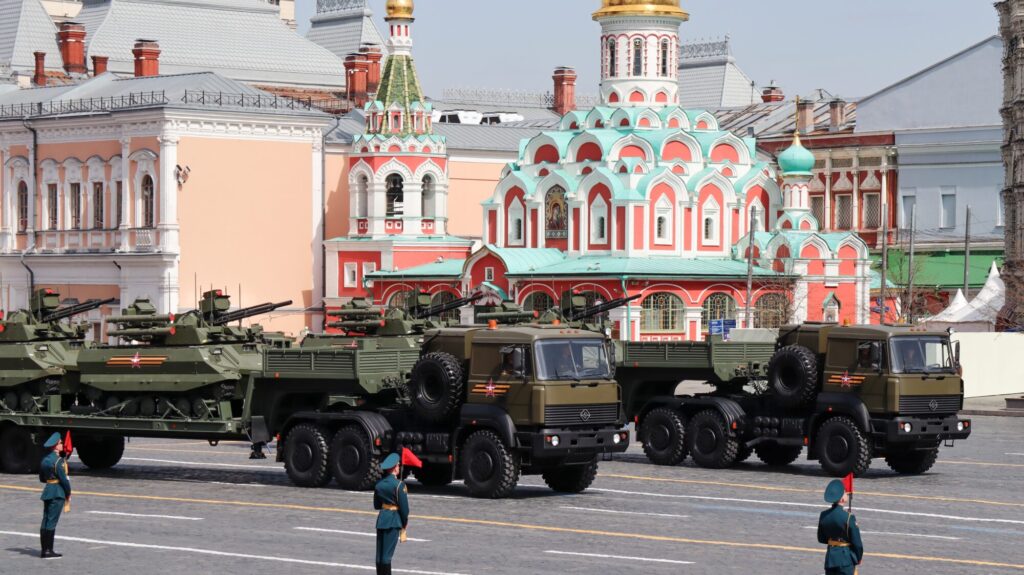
left=870, top=415, right=972, bottom=444
left=516, top=427, right=630, bottom=458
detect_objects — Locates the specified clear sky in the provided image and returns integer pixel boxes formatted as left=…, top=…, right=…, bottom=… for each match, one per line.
left=297, top=0, right=999, bottom=101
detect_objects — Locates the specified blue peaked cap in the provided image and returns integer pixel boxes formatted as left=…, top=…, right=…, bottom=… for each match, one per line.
left=380, top=453, right=401, bottom=471
left=824, top=479, right=845, bottom=503
left=43, top=432, right=61, bottom=448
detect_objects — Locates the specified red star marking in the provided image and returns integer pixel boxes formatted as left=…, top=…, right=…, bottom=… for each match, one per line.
left=130, top=352, right=142, bottom=368
left=485, top=379, right=497, bottom=398
left=840, top=371, right=852, bottom=387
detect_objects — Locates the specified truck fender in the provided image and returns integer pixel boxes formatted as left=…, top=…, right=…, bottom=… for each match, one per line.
left=458, top=403, right=517, bottom=449
left=810, top=393, right=871, bottom=437
left=638, top=395, right=746, bottom=436
left=281, top=411, right=394, bottom=455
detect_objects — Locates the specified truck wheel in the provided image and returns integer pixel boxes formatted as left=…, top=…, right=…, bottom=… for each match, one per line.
left=283, top=423, right=331, bottom=488
left=460, top=429, right=519, bottom=498
left=885, top=449, right=938, bottom=475
left=816, top=416, right=872, bottom=477
left=639, top=407, right=688, bottom=466
left=76, top=436, right=125, bottom=470
left=754, top=444, right=803, bottom=467
left=768, top=345, right=819, bottom=408
left=542, top=458, right=599, bottom=493
left=409, top=352, right=465, bottom=424
left=328, top=425, right=381, bottom=491
left=413, top=464, right=453, bottom=487
left=0, top=426, right=41, bottom=474
left=686, top=409, right=739, bottom=469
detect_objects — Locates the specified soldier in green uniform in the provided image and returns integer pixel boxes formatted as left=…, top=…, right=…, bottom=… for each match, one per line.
left=373, top=453, right=409, bottom=575
left=39, top=432, right=71, bottom=559
left=817, top=479, right=863, bottom=575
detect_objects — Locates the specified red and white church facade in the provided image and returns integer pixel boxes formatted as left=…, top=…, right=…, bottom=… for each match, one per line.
left=330, top=0, right=871, bottom=340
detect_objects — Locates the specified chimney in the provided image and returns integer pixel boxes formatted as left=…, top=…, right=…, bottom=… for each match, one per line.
left=828, top=98, right=847, bottom=132
left=57, top=22, right=87, bottom=75
left=132, top=39, right=161, bottom=77
left=92, top=55, right=108, bottom=76
left=761, top=83, right=784, bottom=103
left=360, top=44, right=383, bottom=96
left=344, top=53, right=370, bottom=107
left=552, top=66, right=577, bottom=116
left=33, top=52, right=46, bottom=86
left=796, top=99, right=815, bottom=134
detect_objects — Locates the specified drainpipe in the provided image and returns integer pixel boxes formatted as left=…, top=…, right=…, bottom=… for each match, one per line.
left=19, top=253, right=34, bottom=296
left=620, top=276, right=631, bottom=342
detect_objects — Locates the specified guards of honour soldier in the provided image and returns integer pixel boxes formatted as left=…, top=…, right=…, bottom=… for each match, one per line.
left=818, top=478, right=864, bottom=575
left=38, top=432, right=71, bottom=559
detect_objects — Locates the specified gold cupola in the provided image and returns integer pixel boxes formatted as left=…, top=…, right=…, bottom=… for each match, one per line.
left=385, top=0, right=414, bottom=20
left=592, top=0, right=688, bottom=21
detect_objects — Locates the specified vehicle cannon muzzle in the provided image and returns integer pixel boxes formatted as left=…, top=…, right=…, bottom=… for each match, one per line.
left=566, top=294, right=641, bottom=322
left=326, top=308, right=385, bottom=318
left=326, top=319, right=387, bottom=331
left=475, top=310, right=540, bottom=324
left=41, top=297, right=117, bottom=323
left=411, top=293, right=482, bottom=320
left=210, top=300, right=292, bottom=326
left=107, top=327, right=177, bottom=338
left=106, top=314, right=176, bottom=324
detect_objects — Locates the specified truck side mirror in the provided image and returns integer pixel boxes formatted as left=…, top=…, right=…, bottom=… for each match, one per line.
left=500, top=346, right=525, bottom=378
left=953, top=340, right=961, bottom=367
left=870, top=342, right=881, bottom=371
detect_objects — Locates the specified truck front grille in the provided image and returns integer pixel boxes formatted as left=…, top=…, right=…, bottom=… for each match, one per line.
left=899, top=395, right=961, bottom=415
left=545, top=403, right=619, bottom=426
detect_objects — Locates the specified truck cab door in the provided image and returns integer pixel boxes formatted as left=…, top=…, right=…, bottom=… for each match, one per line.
left=467, top=345, right=530, bottom=423
left=823, top=338, right=882, bottom=411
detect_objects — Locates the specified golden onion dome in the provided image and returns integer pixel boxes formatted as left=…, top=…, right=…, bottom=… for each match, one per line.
left=385, top=0, right=414, bottom=20
left=593, top=0, right=688, bottom=21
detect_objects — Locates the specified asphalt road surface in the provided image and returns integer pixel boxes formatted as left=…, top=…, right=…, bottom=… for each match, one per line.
left=1, top=416, right=1022, bottom=574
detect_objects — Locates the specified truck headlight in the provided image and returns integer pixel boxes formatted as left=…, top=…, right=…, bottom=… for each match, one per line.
left=957, top=421, right=964, bottom=432
left=612, top=433, right=621, bottom=444
left=902, top=422, right=912, bottom=433
left=550, top=435, right=560, bottom=447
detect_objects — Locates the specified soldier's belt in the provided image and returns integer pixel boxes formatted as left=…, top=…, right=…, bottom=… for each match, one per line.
left=827, top=539, right=850, bottom=547
left=381, top=504, right=399, bottom=511
left=45, top=479, right=59, bottom=484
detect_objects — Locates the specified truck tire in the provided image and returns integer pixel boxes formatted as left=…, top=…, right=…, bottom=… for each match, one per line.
left=413, top=464, right=453, bottom=487
left=542, top=458, right=599, bottom=493
left=329, top=425, right=381, bottom=491
left=460, top=429, right=519, bottom=498
left=409, top=352, right=465, bottom=423
left=734, top=443, right=753, bottom=465
left=0, top=426, right=41, bottom=474
left=754, top=444, right=803, bottom=467
left=768, top=345, right=819, bottom=408
left=885, top=449, right=938, bottom=475
left=639, top=407, right=688, bottom=466
left=283, top=423, right=331, bottom=488
left=76, top=436, right=125, bottom=470
left=816, top=416, right=872, bottom=477
left=686, top=409, right=739, bottom=469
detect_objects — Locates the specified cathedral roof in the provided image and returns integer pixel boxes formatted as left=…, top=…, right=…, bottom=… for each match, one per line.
left=0, top=0, right=62, bottom=74
left=306, top=0, right=388, bottom=63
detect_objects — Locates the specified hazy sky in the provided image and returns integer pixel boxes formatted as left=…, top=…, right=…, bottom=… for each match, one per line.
left=297, top=0, right=998, bottom=101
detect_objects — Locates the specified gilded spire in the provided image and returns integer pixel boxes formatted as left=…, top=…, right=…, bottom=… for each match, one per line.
left=385, top=0, right=413, bottom=20
left=593, top=0, right=688, bottom=21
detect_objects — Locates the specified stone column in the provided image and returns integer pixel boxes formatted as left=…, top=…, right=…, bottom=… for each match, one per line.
left=157, top=135, right=179, bottom=253
left=852, top=152, right=860, bottom=231
left=0, top=143, right=9, bottom=252
left=26, top=136, right=36, bottom=249
left=824, top=152, right=832, bottom=230
left=119, top=137, right=131, bottom=251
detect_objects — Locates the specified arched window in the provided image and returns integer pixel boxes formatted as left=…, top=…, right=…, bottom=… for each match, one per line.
left=545, top=186, right=567, bottom=239
left=642, top=292, right=685, bottom=332
left=16, top=181, right=28, bottom=233
left=607, top=38, right=617, bottom=78
left=421, top=175, right=435, bottom=218
left=523, top=291, right=555, bottom=314
left=386, top=174, right=404, bottom=217
left=388, top=289, right=415, bottom=312
left=632, top=38, right=643, bottom=76
left=702, top=196, right=720, bottom=245
left=701, top=293, right=738, bottom=330
left=92, top=182, right=104, bottom=229
left=508, top=199, right=525, bottom=246
left=823, top=296, right=840, bottom=323
left=356, top=175, right=368, bottom=218
left=654, top=196, right=672, bottom=244
left=749, top=203, right=763, bottom=233
left=47, top=184, right=58, bottom=229
left=141, top=175, right=155, bottom=228
left=429, top=291, right=462, bottom=324
left=754, top=293, right=789, bottom=329
left=590, top=195, right=608, bottom=244
left=660, top=39, right=670, bottom=77
left=562, top=290, right=610, bottom=323
left=70, top=183, right=81, bottom=229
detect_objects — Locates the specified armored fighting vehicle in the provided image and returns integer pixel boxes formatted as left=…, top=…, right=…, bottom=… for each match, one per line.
left=0, top=289, right=114, bottom=414
left=74, top=290, right=290, bottom=419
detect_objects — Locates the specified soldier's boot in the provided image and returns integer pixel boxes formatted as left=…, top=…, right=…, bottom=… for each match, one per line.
left=39, top=529, right=45, bottom=558
left=47, top=531, right=61, bottom=558
left=375, top=564, right=384, bottom=575
left=383, top=564, right=392, bottom=575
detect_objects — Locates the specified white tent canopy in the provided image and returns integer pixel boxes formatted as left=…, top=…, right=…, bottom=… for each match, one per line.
left=924, top=262, right=1004, bottom=332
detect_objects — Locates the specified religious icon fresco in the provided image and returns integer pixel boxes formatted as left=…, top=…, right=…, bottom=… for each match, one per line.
left=545, top=186, right=568, bottom=238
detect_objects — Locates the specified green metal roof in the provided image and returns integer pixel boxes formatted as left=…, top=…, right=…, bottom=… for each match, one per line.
left=507, top=256, right=781, bottom=278
left=878, top=249, right=1004, bottom=290
left=366, top=258, right=465, bottom=279
left=481, top=245, right=566, bottom=274
left=375, top=53, right=427, bottom=136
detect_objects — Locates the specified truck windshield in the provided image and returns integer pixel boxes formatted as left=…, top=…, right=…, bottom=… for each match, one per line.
left=890, top=336, right=955, bottom=374
left=535, top=339, right=611, bottom=381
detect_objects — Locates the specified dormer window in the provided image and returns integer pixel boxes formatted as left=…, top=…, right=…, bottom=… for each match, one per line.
left=654, top=197, right=672, bottom=245
left=702, top=196, right=720, bottom=245
left=590, top=195, right=609, bottom=244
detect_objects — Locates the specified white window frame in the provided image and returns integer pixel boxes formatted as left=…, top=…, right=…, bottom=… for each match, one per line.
left=747, top=198, right=765, bottom=233
left=834, top=193, right=853, bottom=230
left=810, top=195, right=825, bottom=229
left=862, top=192, right=880, bottom=230
left=362, top=262, right=376, bottom=277
left=701, top=196, right=720, bottom=246
left=484, top=267, right=495, bottom=282
left=590, top=195, right=609, bottom=244
left=508, top=199, right=525, bottom=246
left=901, top=191, right=916, bottom=230
left=654, top=197, right=672, bottom=245
left=940, top=187, right=956, bottom=229
left=343, top=263, right=358, bottom=288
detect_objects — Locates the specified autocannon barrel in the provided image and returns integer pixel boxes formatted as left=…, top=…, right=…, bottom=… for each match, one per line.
left=106, top=314, right=175, bottom=324
left=326, top=319, right=387, bottom=331
left=210, top=300, right=292, bottom=326
left=566, top=294, right=642, bottom=321
left=41, top=297, right=117, bottom=323
left=326, top=308, right=385, bottom=318
left=107, top=327, right=176, bottom=338
left=475, top=310, right=539, bottom=323
left=411, top=293, right=483, bottom=320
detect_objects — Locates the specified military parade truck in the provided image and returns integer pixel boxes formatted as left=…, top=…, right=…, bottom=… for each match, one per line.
left=0, top=292, right=627, bottom=498
left=630, top=323, right=972, bottom=476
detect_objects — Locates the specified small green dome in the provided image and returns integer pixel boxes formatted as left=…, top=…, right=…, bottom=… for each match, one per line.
left=778, top=133, right=815, bottom=176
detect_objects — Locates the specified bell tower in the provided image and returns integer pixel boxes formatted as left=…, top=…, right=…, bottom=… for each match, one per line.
left=593, top=0, right=688, bottom=107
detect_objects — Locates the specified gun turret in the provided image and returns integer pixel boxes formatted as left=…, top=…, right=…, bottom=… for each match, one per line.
left=41, top=297, right=116, bottom=323
left=411, top=293, right=482, bottom=320
left=210, top=300, right=292, bottom=326
left=566, top=294, right=641, bottom=322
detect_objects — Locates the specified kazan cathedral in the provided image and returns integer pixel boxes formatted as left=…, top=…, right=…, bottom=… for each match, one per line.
left=336, top=0, right=871, bottom=341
